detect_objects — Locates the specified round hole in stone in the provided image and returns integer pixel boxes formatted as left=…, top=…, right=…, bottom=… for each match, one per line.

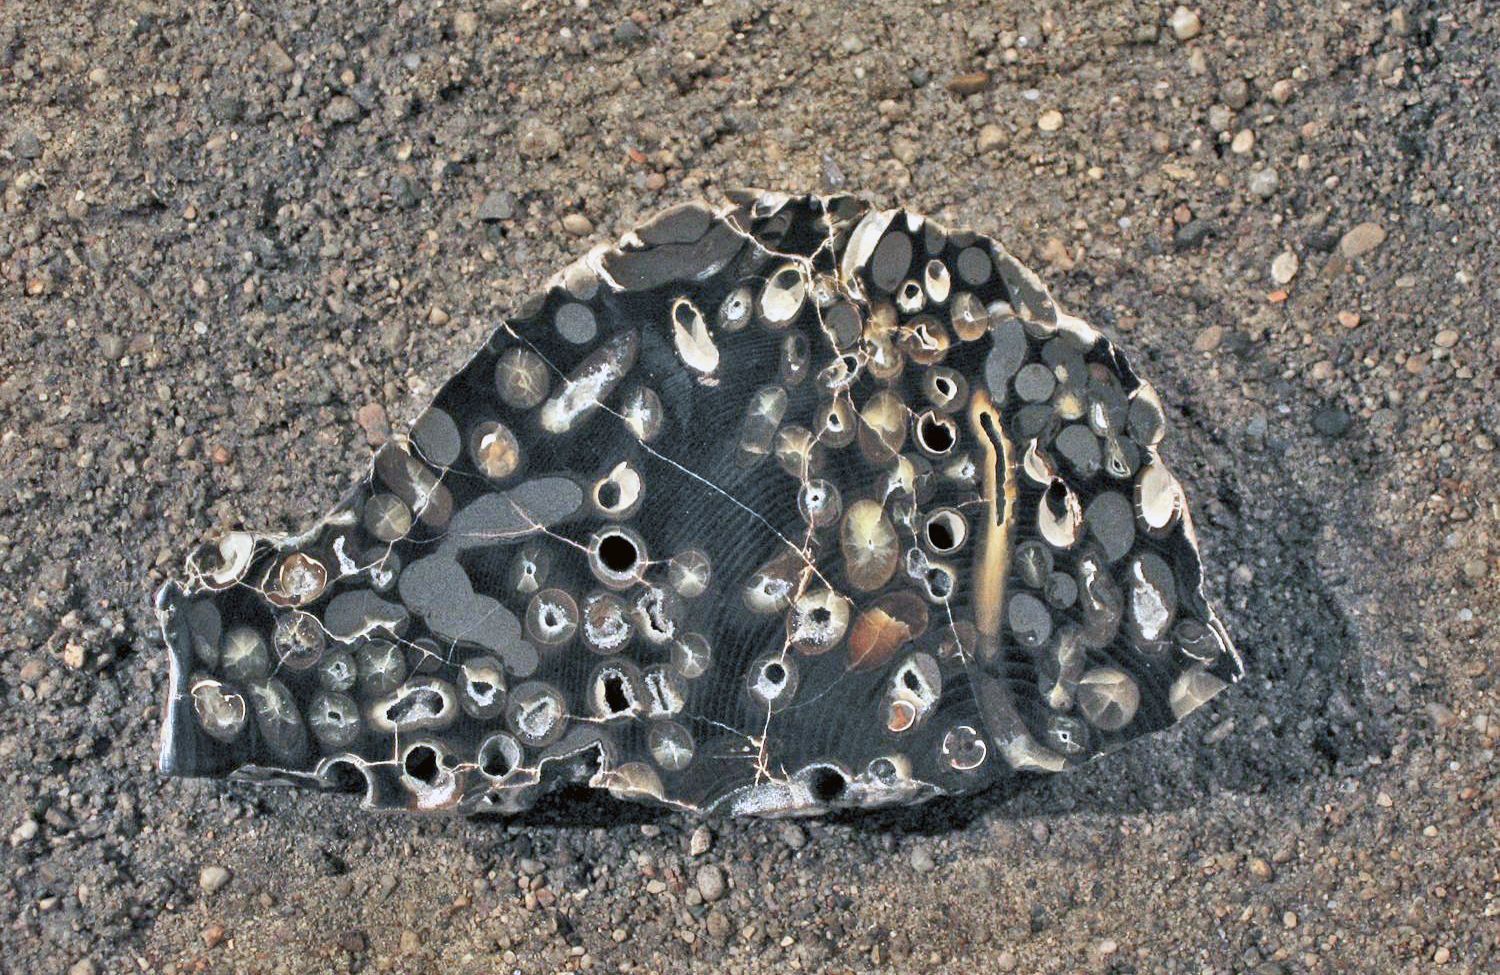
left=763, top=662, right=786, bottom=685
left=324, top=759, right=367, bottom=795
left=602, top=671, right=631, bottom=713
left=482, top=749, right=510, bottom=778
left=808, top=767, right=846, bottom=803
left=403, top=744, right=440, bottom=785
left=596, top=480, right=621, bottom=510
left=598, top=533, right=638, bottom=574
left=477, top=734, right=522, bottom=780
left=926, top=519, right=954, bottom=551
left=918, top=413, right=956, bottom=454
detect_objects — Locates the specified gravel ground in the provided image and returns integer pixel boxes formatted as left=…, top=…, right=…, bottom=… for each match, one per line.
left=2, top=1, right=1496, bottom=972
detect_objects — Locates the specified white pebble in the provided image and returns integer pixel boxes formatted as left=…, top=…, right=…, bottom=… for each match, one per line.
left=1169, top=7, right=1202, bottom=40
left=1271, top=250, right=1299, bottom=284
left=199, top=865, right=232, bottom=894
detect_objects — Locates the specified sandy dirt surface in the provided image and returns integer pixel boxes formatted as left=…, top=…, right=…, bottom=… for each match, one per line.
left=1, top=1, right=1496, bottom=972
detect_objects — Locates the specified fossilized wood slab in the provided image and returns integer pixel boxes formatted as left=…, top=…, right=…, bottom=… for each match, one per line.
left=156, top=192, right=1243, bottom=817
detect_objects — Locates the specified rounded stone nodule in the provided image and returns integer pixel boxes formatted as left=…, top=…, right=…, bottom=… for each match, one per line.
left=246, top=677, right=307, bottom=762
left=798, top=478, right=843, bottom=529
left=494, top=346, right=551, bottom=410
left=272, top=612, right=326, bottom=671
left=505, top=680, right=569, bottom=747
left=369, top=677, right=459, bottom=734
left=308, top=690, right=362, bottom=750
left=274, top=552, right=328, bottom=606
left=647, top=719, right=695, bottom=772
left=840, top=499, right=899, bottom=592
left=666, top=549, right=712, bottom=599
left=758, top=264, right=807, bottom=329
left=458, top=654, right=507, bottom=720
left=220, top=627, right=270, bottom=683
left=588, top=527, right=648, bottom=590
left=785, top=588, right=853, bottom=655
left=747, top=653, right=799, bottom=711
left=670, top=632, right=712, bottom=680
left=942, top=725, right=988, bottom=772
left=1076, top=667, right=1140, bottom=731
left=356, top=638, right=406, bottom=696
left=476, top=732, right=523, bottom=781
left=190, top=675, right=248, bottom=743
left=588, top=659, right=645, bottom=719
left=581, top=591, right=634, bottom=654
left=717, top=284, right=753, bottom=332
left=526, top=588, right=579, bottom=647
left=470, top=421, right=523, bottom=481
left=363, top=492, right=413, bottom=543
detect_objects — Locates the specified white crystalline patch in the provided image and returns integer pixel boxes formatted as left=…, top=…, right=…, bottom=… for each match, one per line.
left=538, top=334, right=639, bottom=435
left=1129, top=559, right=1171, bottom=641
left=585, top=611, right=630, bottom=651
left=331, top=536, right=359, bottom=577
left=541, top=368, right=614, bottom=433
left=517, top=697, right=562, bottom=738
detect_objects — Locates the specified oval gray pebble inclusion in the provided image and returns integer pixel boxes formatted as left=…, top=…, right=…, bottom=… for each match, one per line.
left=153, top=192, right=1243, bottom=817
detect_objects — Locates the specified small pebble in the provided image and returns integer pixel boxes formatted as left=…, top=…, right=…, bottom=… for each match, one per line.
left=323, top=96, right=360, bottom=124
left=1221, top=78, right=1251, bottom=110
left=68, top=961, right=96, bottom=975
left=945, top=72, right=991, bottom=96
left=689, top=825, right=713, bottom=857
left=355, top=404, right=390, bottom=446
left=1312, top=406, right=1352, bottom=439
left=695, top=864, right=726, bottom=902
left=1037, top=109, right=1064, bottom=132
left=1434, top=328, right=1459, bottom=348
left=1271, top=250, right=1300, bottom=284
left=1249, top=167, right=1279, bottom=199
left=562, top=213, right=593, bottom=236
left=1193, top=326, right=1223, bottom=352
left=1169, top=6, right=1202, bottom=40
left=264, top=42, right=295, bottom=74
left=1230, top=129, right=1255, bottom=154
left=199, top=865, right=232, bottom=894
left=978, top=123, right=1009, bottom=152
left=1339, top=222, right=1387, bottom=258
left=1282, top=911, right=1298, bottom=930
left=909, top=846, right=936, bottom=872
left=475, top=191, right=515, bottom=222
left=780, top=823, right=807, bottom=850
left=996, top=950, right=1018, bottom=971
left=98, top=333, right=126, bottom=359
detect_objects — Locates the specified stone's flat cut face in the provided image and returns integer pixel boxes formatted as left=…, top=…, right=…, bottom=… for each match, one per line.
left=155, top=193, right=1244, bottom=818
